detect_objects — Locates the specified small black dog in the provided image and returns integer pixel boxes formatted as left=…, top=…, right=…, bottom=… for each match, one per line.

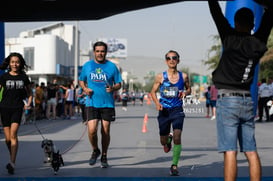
left=41, top=139, right=55, bottom=163
left=51, top=150, right=64, bottom=175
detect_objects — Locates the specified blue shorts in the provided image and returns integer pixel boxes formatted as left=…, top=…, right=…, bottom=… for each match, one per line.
left=216, top=96, right=257, bottom=152
left=210, top=100, right=217, bottom=107
left=157, top=107, right=185, bottom=136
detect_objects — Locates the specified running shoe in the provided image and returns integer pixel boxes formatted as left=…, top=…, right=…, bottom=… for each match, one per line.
left=101, top=155, right=109, bottom=168
left=170, top=164, right=179, bottom=176
left=89, top=149, right=101, bottom=165
left=163, top=133, right=173, bottom=153
left=6, top=163, right=14, bottom=175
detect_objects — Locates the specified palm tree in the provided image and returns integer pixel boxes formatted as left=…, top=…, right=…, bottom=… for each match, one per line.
left=202, top=35, right=221, bottom=71
left=260, top=29, right=273, bottom=63
left=259, top=29, right=273, bottom=80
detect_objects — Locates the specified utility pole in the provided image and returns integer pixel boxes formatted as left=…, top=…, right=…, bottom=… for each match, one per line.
left=74, top=20, right=79, bottom=86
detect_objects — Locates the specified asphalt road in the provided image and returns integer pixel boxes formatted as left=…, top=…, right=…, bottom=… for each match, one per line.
left=0, top=100, right=272, bottom=180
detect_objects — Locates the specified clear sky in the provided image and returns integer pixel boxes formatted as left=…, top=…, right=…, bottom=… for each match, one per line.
left=4, top=1, right=226, bottom=77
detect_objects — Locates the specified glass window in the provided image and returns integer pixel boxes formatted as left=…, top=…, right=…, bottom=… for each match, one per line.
left=24, top=47, right=34, bottom=70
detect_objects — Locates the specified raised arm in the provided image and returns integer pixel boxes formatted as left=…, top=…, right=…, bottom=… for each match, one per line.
left=254, top=0, right=273, bottom=9
left=208, top=0, right=232, bottom=41
left=253, top=0, right=273, bottom=43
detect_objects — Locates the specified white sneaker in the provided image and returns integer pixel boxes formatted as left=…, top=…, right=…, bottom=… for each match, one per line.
left=211, top=116, right=216, bottom=120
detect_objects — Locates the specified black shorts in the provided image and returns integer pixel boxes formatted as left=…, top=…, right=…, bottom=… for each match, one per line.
left=65, top=100, right=73, bottom=105
left=122, top=100, right=127, bottom=107
left=0, top=107, right=23, bottom=127
left=86, top=107, right=116, bottom=122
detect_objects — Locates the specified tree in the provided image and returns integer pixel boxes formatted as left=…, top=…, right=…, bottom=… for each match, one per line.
left=202, top=35, right=222, bottom=72
left=143, top=75, right=155, bottom=93
left=260, top=29, right=273, bottom=80
left=260, top=29, right=273, bottom=62
left=259, top=60, right=273, bottom=79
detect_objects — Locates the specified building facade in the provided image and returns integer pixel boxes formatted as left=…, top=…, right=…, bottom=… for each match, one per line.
left=5, top=22, right=87, bottom=86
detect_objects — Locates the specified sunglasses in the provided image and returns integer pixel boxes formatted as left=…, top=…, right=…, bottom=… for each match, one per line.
left=166, top=56, right=178, bottom=61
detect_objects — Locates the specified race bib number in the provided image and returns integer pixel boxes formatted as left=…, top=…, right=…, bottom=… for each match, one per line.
left=162, top=86, right=178, bottom=98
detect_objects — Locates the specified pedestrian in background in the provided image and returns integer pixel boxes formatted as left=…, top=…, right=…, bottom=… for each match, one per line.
left=208, top=0, right=273, bottom=180
left=209, top=84, right=218, bottom=120
left=79, top=41, right=122, bottom=168
left=150, top=50, right=191, bottom=176
left=139, top=92, right=144, bottom=106
left=46, top=82, right=58, bottom=120
left=131, top=91, right=136, bottom=106
left=61, top=83, right=75, bottom=119
left=56, top=84, right=65, bottom=118
left=121, top=88, right=129, bottom=111
left=35, top=82, right=45, bottom=120
left=205, top=86, right=211, bottom=118
left=257, top=78, right=271, bottom=122
left=0, top=52, right=33, bottom=175
left=76, top=87, right=87, bottom=123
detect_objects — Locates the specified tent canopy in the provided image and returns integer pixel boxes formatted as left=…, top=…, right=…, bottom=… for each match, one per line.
left=2, top=0, right=188, bottom=22
left=2, top=0, right=232, bottom=22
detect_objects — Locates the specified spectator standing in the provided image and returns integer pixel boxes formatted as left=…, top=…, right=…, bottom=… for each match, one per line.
left=35, top=82, right=45, bottom=120
left=46, top=83, right=58, bottom=120
left=209, top=84, right=218, bottom=120
left=208, top=0, right=273, bottom=180
left=76, top=87, right=87, bottom=123
left=121, top=89, right=129, bottom=111
left=139, top=92, right=144, bottom=106
left=56, top=84, right=65, bottom=118
left=63, top=83, right=75, bottom=119
left=131, top=91, right=136, bottom=106
left=257, top=78, right=271, bottom=122
left=75, top=85, right=81, bottom=116
left=205, top=86, right=211, bottom=118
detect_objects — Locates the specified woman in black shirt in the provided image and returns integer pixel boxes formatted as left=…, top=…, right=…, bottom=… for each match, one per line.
left=0, top=52, right=33, bottom=175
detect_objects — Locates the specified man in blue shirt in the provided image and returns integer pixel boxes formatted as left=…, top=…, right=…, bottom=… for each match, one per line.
left=79, top=41, right=122, bottom=168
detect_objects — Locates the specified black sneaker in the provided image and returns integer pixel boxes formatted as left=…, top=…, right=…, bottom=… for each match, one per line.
left=89, top=149, right=101, bottom=165
left=163, top=133, right=173, bottom=153
left=101, top=155, right=109, bottom=168
left=6, top=163, right=14, bottom=175
left=170, top=164, right=179, bottom=176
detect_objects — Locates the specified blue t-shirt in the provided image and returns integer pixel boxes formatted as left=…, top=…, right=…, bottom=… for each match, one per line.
left=79, top=59, right=122, bottom=108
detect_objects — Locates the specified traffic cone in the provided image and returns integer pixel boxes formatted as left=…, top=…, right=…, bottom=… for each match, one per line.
left=142, top=121, right=147, bottom=133
left=146, top=98, right=151, bottom=105
left=143, top=113, right=148, bottom=123
left=142, top=113, right=148, bottom=133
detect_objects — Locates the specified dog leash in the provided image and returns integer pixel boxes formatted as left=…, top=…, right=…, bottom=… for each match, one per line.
left=32, top=118, right=87, bottom=155
left=33, top=122, right=46, bottom=140
left=61, top=125, right=87, bottom=154
left=33, top=120, right=87, bottom=155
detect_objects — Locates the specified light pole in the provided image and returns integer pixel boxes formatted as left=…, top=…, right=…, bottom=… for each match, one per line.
left=74, top=20, right=79, bottom=86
